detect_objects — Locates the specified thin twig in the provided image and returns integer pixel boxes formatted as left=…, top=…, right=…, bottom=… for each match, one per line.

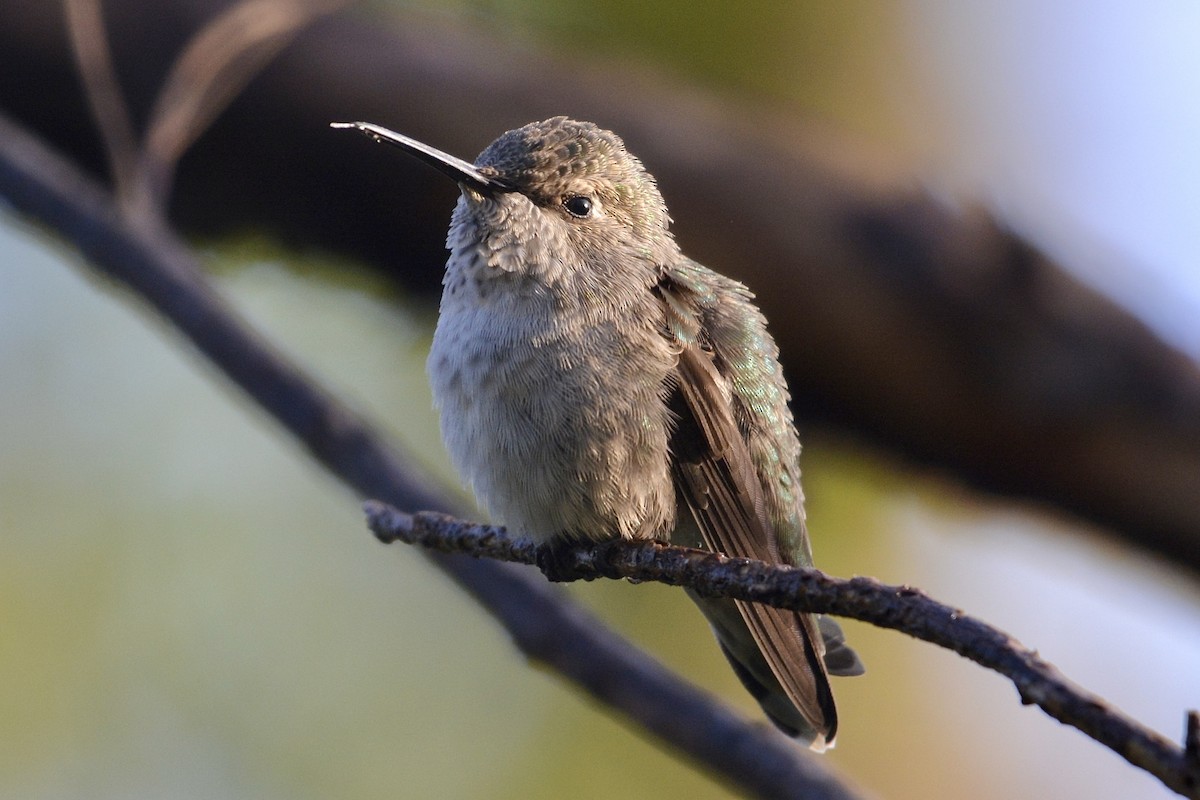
left=65, top=0, right=348, bottom=212
left=62, top=0, right=141, bottom=209
left=0, top=110, right=864, bottom=800
left=365, top=503, right=1200, bottom=799
left=141, top=0, right=350, bottom=204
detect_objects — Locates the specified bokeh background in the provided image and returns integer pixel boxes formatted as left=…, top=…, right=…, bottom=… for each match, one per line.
left=2, top=2, right=1199, bottom=799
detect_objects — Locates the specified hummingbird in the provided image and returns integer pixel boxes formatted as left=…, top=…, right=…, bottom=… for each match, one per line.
left=333, top=116, right=863, bottom=749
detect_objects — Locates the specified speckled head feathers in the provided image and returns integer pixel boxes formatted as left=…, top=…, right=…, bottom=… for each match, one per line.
left=474, top=117, right=671, bottom=236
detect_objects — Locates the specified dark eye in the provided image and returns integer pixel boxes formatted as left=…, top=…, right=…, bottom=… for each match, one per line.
left=563, top=195, right=594, bottom=217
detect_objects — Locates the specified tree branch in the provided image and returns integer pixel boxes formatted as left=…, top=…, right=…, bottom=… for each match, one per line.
left=365, top=502, right=1200, bottom=800
left=0, top=108, right=864, bottom=800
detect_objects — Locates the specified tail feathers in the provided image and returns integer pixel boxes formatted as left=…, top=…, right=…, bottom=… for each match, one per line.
left=715, top=638, right=828, bottom=752
left=819, top=616, right=866, bottom=677
left=690, top=591, right=863, bottom=749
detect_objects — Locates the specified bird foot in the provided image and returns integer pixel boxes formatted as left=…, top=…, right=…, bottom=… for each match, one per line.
left=535, top=538, right=585, bottom=582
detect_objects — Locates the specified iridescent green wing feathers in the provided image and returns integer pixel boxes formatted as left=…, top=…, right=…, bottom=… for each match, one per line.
left=656, top=262, right=838, bottom=745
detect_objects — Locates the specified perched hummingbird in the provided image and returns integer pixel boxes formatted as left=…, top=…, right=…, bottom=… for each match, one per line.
left=334, top=117, right=863, bottom=749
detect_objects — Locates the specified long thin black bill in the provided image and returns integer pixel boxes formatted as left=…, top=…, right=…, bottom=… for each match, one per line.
left=331, top=121, right=511, bottom=195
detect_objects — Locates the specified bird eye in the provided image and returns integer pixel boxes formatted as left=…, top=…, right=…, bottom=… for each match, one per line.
left=563, top=195, right=594, bottom=218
